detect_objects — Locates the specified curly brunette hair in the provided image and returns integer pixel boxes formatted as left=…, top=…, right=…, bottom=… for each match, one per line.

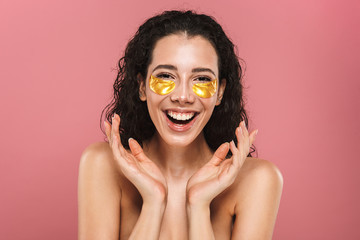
left=101, top=10, right=255, bottom=156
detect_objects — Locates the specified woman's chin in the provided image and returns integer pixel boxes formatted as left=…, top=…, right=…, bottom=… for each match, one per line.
left=157, top=131, right=206, bottom=149
left=166, top=139, right=195, bottom=148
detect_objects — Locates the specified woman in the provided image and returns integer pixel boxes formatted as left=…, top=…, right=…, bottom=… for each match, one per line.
left=78, top=10, right=283, bottom=240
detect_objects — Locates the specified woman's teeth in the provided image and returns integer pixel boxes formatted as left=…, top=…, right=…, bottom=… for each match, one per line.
left=167, top=111, right=195, bottom=121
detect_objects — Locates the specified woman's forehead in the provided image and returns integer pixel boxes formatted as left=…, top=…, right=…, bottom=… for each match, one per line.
left=149, top=34, right=219, bottom=75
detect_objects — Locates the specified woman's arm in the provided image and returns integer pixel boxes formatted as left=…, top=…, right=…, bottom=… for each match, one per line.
left=186, top=121, right=257, bottom=240
left=128, top=201, right=166, bottom=240
left=231, top=160, right=283, bottom=240
left=78, top=142, right=122, bottom=240
left=104, top=114, right=168, bottom=240
left=78, top=142, right=166, bottom=240
left=187, top=203, right=215, bottom=240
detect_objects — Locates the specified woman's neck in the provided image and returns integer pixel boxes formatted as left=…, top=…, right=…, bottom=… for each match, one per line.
left=143, top=132, right=213, bottom=180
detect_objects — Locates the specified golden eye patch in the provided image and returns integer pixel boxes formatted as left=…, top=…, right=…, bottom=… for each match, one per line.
left=149, top=75, right=218, bottom=98
left=149, top=75, right=176, bottom=95
left=192, top=79, right=217, bottom=98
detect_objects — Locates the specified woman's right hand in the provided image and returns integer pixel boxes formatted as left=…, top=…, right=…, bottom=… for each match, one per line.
left=104, top=113, right=167, bottom=205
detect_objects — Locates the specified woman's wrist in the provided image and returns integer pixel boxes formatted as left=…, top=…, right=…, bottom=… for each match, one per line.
left=141, top=202, right=166, bottom=220
left=142, top=198, right=167, bottom=212
left=142, top=189, right=167, bottom=209
left=186, top=189, right=211, bottom=218
left=186, top=187, right=211, bottom=209
left=186, top=203, right=215, bottom=240
left=186, top=200, right=210, bottom=216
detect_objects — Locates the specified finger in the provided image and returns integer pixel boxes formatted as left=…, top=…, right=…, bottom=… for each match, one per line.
left=111, top=114, right=120, bottom=135
left=209, top=142, right=229, bottom=166
left=229, top=140, right=240, bottom=168
left=104, top=120, right=111, bottom=142
left=112, top=133, right=131, bottom=162
left=229, top=140, right=238, bottom=156
left=241, top=121, right=249, bottom=137
left=235, top=126, right=243, bottom=149
left=111, top=134, right=122, bottom=159
left=237, top=123, right=258, bottom=157
left=249, top=129, right=258, bottom=147
left=235, top=125, right=248, bottom=158
left=111, top=114, right=121, bottom=144
left=238, top=122, right=249, bottom=145
left=128, top=138, right=147, bottom=162
left=111, top=114, right=128, bottom=157
left=240, top=121, right=249, bottom=149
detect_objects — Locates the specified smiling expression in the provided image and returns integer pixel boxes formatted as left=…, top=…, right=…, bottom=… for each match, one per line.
left=139, top=34, right=226, bottom=147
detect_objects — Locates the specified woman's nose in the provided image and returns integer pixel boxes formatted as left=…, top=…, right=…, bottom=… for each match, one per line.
left=170, top=81, right=195, bottom=104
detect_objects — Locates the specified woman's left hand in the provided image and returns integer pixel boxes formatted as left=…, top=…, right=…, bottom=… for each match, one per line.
left=186, top=121, right=258, bottom=207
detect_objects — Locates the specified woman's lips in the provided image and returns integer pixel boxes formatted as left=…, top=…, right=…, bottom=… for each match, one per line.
left=164, top=110, right=199, bottom=132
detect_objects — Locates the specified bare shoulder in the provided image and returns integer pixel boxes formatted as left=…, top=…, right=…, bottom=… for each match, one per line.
left=79, top=141, right=121, bottom=180
left=78, top=141, right=124, bottom=194
left=214, top=157, right=283, bottom=206
left=234, top=157, right=283, bottom=200
left=80, top=141, right=113, bottom=165
left=239, top=157, right=283, bottom=185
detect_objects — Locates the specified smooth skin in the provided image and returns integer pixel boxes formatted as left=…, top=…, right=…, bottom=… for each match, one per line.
left=78, top=34, right=283, bottom=240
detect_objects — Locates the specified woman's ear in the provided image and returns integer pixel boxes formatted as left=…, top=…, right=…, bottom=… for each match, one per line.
left=138, top=73, right=147, bottom=101
left=216, top=78, right=226, bottom=106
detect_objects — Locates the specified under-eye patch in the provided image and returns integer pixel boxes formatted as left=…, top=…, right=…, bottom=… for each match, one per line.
left=149, top=75, right=218, bottom=98
left=149, top=75, right=176, bottom=95
left=192, top=79, right=217, bottom=98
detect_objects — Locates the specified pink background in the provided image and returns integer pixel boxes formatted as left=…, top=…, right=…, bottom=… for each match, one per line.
left=1, top=0, right=359, bottom=239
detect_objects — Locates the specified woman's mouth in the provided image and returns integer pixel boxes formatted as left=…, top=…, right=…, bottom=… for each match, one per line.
left=164, top=110, right=198, bottom=131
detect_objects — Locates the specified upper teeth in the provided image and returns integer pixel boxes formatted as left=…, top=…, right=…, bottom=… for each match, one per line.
left=167, top=111, right=195, bottom=121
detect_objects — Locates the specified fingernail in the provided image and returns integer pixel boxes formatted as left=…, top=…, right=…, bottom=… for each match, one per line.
left=255, top=129, right=258, bottom=135
left=243, top=121, right=246, bottom=128
left=128, top=138, right=133, bottom=144
left=112, top=113, right=115, bottom=119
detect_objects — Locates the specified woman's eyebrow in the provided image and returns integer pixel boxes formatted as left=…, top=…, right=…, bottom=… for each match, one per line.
left=152, top=65, right=216, bottom=76
left=192, top=68, right=216, bottom=76
left=152, top=64, right=177, bottom=72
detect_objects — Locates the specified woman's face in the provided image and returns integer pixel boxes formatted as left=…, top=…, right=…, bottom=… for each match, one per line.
left=139, top=34, right=226, bottom=147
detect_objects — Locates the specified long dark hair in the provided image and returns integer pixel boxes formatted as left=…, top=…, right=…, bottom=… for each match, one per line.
left=101, top=10, right=256, bottom=156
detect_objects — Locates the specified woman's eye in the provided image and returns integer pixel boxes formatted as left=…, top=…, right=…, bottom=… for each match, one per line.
left=196, top=76, right=212, bottom=82
left=157, top=73, right=173, bottom=79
